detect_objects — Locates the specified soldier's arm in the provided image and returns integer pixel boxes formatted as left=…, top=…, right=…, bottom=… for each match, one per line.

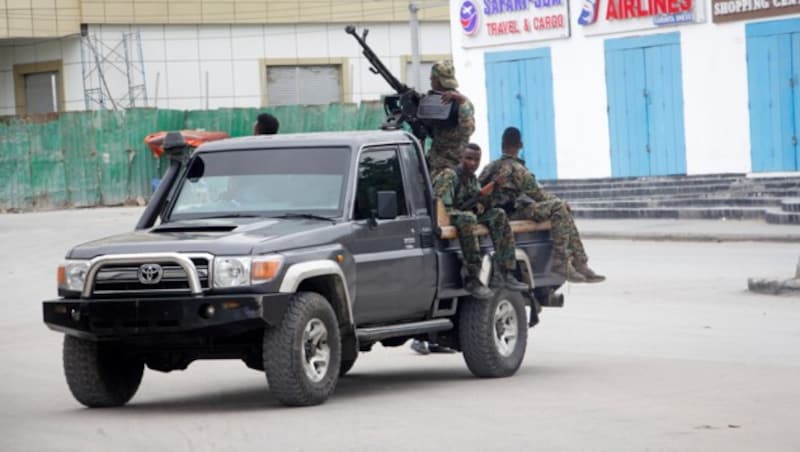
left=459, top=101, right=475, bottom=137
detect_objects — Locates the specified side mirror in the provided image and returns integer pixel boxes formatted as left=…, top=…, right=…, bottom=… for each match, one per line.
left=376, top=191, right=398, bottom=220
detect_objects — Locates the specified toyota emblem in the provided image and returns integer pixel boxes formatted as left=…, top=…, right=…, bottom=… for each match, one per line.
left=138, top=263, right=163, bottom=285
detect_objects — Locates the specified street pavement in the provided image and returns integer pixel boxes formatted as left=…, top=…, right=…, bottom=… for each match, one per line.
left=0, top=207, right=799, bottom=452
left=577, top=218, right=800, bottom=243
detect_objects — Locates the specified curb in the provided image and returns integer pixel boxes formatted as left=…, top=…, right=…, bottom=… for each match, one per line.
left=748, top=277, right=800, bottom=295
left=582, top=232, right=800, bottom=243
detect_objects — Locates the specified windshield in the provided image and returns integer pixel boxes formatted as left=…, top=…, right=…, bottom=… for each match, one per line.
left=167, top=147, right=351, bottom=221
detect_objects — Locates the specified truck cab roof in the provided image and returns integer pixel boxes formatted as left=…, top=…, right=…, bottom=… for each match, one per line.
left=196, top=130, right=418, bottom=153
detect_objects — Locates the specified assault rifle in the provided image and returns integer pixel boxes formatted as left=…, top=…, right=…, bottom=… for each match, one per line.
left=458, top=171, right=508, bottom=213
left=345, top=25, right=457, bottom=142
left=459, top=180, right=498, bottom=213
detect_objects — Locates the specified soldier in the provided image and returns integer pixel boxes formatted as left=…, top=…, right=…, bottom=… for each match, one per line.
left=437, top=143, right=529, bottom=297
left=427, top=61, right=475, bottom=177
left=479, top=127, right=605, bottom=283
left=411, top=143, right=527, bottom=356
left=253, top=112, right=279, bottom=135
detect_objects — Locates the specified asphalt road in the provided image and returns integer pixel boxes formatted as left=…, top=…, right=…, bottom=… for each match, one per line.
left=1, top=207, right=799, bottom=452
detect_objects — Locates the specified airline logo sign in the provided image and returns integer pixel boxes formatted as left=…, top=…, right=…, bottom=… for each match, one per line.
left=577, top=0, right=706, bottom=35
left=459, top=0, right=570, bottom=48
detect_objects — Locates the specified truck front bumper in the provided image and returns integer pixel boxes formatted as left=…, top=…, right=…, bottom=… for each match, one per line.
left=42, top=293, right=292, bottom=341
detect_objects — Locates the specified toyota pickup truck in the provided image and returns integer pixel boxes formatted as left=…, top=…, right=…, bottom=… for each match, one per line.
left=43, top=130, right=565, bottom=407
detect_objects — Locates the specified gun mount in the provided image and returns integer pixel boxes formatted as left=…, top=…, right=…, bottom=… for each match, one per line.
left=345, top=25, right=457, bottom=142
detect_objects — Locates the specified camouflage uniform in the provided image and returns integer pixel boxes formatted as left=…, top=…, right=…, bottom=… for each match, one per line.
left=434, top=166, right=517, bottom=279
left=479, top=155, right=589, bottom=270
left=427, top=62, right=475, bottom=177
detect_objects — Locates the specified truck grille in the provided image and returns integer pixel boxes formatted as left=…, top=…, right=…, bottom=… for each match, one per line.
left=92, top=257, right=210, bottom=296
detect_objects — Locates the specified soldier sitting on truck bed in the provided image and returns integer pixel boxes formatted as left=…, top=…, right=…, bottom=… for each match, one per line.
left=436, top=143, right=529, bottom=297
left=412, top=143, right=528, bottom=355
left=480, top=127, right=605, bottom=283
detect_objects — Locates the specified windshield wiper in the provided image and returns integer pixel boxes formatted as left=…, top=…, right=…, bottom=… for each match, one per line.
left=270, top=213, right=336, bottom=223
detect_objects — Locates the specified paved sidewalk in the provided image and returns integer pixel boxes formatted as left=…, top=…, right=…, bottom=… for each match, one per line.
left=577, top=219, right=800, bottom=243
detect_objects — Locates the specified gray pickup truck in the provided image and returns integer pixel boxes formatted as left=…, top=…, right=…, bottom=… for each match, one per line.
left=43, top=130, right=564, bottom=407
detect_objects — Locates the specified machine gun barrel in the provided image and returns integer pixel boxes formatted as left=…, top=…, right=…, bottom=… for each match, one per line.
left=345, top=25, right=409, bottom=95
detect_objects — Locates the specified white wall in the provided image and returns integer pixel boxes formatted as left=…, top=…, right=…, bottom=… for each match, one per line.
left=450, top=1, right=799, bottom=177
left=0, top=22, right=451, bottom=115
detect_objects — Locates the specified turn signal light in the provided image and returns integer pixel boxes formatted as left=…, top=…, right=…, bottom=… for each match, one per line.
left=57, top=265, right=66, bottom=286
left=252, top=260, right=282, bottom=282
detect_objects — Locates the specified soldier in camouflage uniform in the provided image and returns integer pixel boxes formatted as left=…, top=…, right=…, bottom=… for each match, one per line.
left=435, top=143, right=529, bottom=298
left=479, top=127, right=605, bottom=283
left=427, top=62, right=475, bottom=177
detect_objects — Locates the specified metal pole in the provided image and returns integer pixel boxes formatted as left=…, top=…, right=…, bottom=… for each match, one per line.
left=409, top=1, right=421, bottom=90
left=154, top=72, right=160, bottom=108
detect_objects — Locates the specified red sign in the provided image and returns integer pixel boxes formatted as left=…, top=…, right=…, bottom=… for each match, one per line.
left=606, top=0, right=693, bottom=20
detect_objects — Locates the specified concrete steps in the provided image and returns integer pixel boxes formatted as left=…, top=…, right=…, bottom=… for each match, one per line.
left=573, top=206, right=768, bottom=220
left=539, top=174, right=800, bottom=224
left=765, top=198, right=800, bottom=224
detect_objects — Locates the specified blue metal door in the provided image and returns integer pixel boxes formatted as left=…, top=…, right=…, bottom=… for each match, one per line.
left=485, top=48, right=558, bottom=180
left=605, top=33, right=687, bottom=177
left=746, top=18, right=800, bottom=172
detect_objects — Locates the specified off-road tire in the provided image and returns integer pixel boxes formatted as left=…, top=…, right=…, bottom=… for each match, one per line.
left=63, top=335, right=144, bottom=408
left=263, top=291, right=341, bottom=406
left=459, top=289, right=527, bottom=378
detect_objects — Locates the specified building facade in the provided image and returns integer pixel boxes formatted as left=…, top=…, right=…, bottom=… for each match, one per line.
left=450, top=0, right=800, bottom=179
left=0, top=1, right=451, bottom=115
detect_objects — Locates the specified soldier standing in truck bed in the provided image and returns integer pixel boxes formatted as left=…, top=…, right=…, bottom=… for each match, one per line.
left=427, top=62, right=475, bottom=177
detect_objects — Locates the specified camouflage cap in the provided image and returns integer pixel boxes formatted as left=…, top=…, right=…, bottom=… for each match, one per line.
left=431, top=61, right=458, bottom=89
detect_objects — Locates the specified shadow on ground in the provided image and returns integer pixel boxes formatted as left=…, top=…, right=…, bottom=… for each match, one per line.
left=58, top=362, right=570, bottom=414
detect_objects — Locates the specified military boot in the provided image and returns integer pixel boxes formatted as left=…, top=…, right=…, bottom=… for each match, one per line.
left=465, top=277, right=493, bottom=299
left=552, top=260, right=586, bottom=283
left=490, top=270, right=523, bottom=291
left=573, top=262, right=606, bottom=283
left=463, top=264, right=493, bottom=299
left=500, top=271, right=529, bottom=291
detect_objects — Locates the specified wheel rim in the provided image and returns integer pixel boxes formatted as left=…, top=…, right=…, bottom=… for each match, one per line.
left=493, top=299, right=518, bottom=357
left=301, top=318, right=330, bottom=383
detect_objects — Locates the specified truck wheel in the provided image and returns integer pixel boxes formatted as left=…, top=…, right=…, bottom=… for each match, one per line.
left=63, top=335, right=144, bottom=408
left=459, top=289, right=528, bottom=378
left=339, top=354, right=357, bottom=377
left=263, top=291, right=341, bottom=406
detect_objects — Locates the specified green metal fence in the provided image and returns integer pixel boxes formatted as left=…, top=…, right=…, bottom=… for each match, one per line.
left=0, top=103, right=386, bottom=211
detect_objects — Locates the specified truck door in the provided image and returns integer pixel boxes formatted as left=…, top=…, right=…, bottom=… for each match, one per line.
left=349, top=146, right=436, bottom=324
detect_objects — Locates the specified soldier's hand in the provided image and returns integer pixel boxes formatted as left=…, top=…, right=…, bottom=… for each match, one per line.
left=441, top=91, right=465, bottom=105
left=474, top=203, right=485, bottom=215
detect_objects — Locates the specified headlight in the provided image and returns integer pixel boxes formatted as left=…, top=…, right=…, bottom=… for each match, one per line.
left=58, top=260, right=90, bottom=292
left=213, top=257, right=251, bottom=288
left=212, top=255, right=284, bottom=288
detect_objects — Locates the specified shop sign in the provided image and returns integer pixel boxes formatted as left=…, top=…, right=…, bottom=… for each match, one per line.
left=712, top=0, right=800, bottom=23
left=458, top=0, right=571, bottom=48
left=576, top=0, right=707, bottom=35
